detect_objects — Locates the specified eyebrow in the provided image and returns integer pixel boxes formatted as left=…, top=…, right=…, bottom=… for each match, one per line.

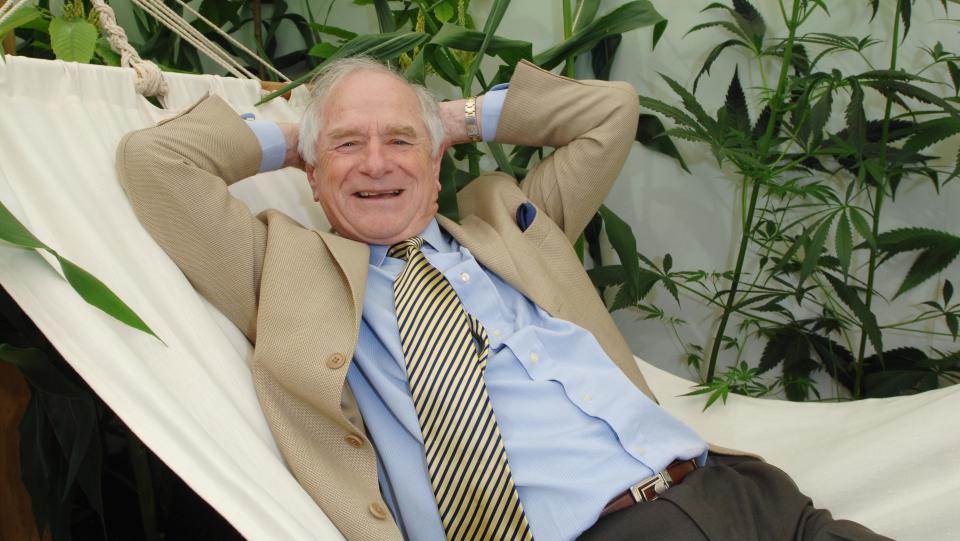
left=326, top=125, right=419, bottom=140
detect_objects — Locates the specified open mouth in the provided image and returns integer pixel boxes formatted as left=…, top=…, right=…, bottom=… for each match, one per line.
left=355, top=190, right=403, bottom=199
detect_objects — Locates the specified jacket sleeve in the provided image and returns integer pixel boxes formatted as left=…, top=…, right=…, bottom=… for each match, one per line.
left=116, top=95, right=267, bottom=342
left=494, top=61, right=640, bottom=243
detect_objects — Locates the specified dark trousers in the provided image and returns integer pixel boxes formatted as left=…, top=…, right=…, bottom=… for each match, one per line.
left=578, top=455, right=893, bottom=541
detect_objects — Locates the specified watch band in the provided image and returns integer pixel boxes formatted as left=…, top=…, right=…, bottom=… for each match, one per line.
left=464, top=96, right=482, bottom=143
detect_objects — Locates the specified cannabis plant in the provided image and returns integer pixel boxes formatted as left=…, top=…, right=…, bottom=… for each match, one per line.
left=598, top=0, right=960, bottom=404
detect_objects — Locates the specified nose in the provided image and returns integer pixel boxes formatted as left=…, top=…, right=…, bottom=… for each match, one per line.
left=359, top=140, right=392, bottom=178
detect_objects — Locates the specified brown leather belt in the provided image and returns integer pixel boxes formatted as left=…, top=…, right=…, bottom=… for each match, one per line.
left=599, top=459, right=699, bottom=518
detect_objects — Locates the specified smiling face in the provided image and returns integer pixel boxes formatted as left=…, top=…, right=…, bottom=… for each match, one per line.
left=305, top=70, right=443, bottom=246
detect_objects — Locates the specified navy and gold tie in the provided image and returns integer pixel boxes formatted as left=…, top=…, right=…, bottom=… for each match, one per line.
left=390, top=237, right=533, bottom=541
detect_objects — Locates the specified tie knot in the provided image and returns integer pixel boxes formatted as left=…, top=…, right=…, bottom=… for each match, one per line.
left=388, top=237, right=424, bottom=260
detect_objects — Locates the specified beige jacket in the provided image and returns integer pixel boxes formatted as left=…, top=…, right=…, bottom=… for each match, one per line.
left=117, top=61, right=648, bottom=540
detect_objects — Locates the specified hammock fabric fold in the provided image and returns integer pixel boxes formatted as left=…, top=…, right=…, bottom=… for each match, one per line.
left=0, top=56, right=957, bottom=540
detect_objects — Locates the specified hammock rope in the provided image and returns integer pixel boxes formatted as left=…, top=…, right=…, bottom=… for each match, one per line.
left=3, top=0, right=289, bottom=96
left=89, top=0, right=168, bottom=97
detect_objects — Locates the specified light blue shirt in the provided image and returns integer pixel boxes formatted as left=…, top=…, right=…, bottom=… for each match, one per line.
left=246, top=88, right=707, bottom=540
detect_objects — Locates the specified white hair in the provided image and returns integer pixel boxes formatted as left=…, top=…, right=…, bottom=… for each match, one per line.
left=298, top=57, right=445, bottom=165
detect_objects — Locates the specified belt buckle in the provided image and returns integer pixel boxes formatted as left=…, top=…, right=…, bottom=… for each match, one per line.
left=629, top=471, right=671, bottom=503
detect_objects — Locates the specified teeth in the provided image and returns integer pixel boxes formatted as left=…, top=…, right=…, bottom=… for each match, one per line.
left=357, top=190, right=401, bottom=198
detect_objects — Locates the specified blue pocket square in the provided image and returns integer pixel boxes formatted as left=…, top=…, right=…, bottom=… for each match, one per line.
left=516, top=202, right=536, bottom=232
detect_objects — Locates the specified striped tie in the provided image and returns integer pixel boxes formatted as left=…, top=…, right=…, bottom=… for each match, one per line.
left=390, top=237, right=533, bottom=541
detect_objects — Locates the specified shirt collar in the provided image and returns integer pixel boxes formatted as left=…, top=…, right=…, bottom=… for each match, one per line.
left=369, top=219, right=448, bottom=267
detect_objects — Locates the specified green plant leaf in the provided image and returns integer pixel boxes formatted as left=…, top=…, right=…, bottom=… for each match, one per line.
left=836, top=211, right=852, bottom=278
left=486, top=142, right=515, bottom=177
left=799, top=215, right=834, bottom=290
left=849, top=207, right=876, bottom=249
left=731, top=0, right=765, bottom=44
left=437, top=152, right=460, bottom=222
left=825, top=274, right=882, bottom=356
left=0, top=5, right=44, bottom=38
left=308, top=42, right=339, bottom=58
left=692, top=38, right=747, bottom=93
left=635, top=114, right=690, bottom=173
left=721, top=66, right=751, bottom=135
left=572, top=0, right=602, bottom=33
left=876, top=227, right=960, bottom=297
left=590, top=34, right=621, bottom=81
left=598, top=205, right=642, bottom=301
left=94, top=37, right=120, bottom=66
left=947, top=313, right=959, bottom=340
left=535, top=1, right=665, bottom=70
left=895, top=117, right=960, bottom=159
left=948, top=61, right=960, bottom=96
left=807, top=80, right=833, bottom=147
left=434, top=2, right=455, bottom=22
left=56, top=255, right=158, bottom=338
left=845, top=78, right=866, bottom=156
left=371, top=0, right=396, bottom=33
left=258, top=31, right=430, bottom=103
left=944, top=279, right=954, bottom=305
left=462, top=0, right=511, bottom=93
left=428, top=23, right=532, bottom=67
left=49, top=16, right=98, bottom=63
left=0, top=200, right=49, bottom=250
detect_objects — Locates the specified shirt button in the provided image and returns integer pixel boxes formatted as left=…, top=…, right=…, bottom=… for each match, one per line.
left=529, top=352, right=539, bottom=363
left=582, top=393, right=593, bottom=402
left=345, top=434, right=364, bottom=448
left=326, top=353, right=346, bottom=369
left=492, top=329, right=502, bottom=337
left=368, top=502, right=388, bottom=520
left=459, top=272, right=470, bottom=283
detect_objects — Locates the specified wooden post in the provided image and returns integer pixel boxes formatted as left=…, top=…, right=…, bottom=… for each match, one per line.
left=0, top=363, right=44, bottom=540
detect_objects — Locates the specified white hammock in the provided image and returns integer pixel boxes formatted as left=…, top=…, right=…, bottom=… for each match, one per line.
left=0, top=55, right=957, bottom=540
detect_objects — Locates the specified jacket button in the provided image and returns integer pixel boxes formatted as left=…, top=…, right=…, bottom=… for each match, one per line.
left=345, top=434, right=364, bottom=448
left=368, top=502, right=388, bottom=520
left=326, top=353, right=345, bottom=369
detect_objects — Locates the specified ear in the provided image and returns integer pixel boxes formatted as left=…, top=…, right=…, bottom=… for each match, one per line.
left=305, top=164, right=320, bottom=202
left=431, top=149, right=444, bottom=192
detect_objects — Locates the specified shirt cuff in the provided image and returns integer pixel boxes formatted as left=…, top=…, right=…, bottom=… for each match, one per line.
left=244, top=118, right=286, bottom=173
left=481, top=84, right=509, bottom=142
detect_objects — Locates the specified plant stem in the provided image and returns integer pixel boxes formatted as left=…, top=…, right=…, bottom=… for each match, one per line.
left=853, top=0, right=901, bottom=399
left=251, top=0, right=265, bottom=79
left=706, top=0, right=804, bottom=382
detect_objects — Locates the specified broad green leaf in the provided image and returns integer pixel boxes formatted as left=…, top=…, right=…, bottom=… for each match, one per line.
left=825, top=274, right=883, bottom=356
left=94, top=37, right=120, bottom=66
left=49, top=17, right=98, bottom=63
left=429, top=23, right=532, bottom=67
left=572, top=0, right=602, bottom=33
left=463, top=0, right=511, bottom=93
left=598, top=205, right=641, bottom=301
left=0, top=201, right=49, bottom=250
left=434, top=2, right=455, bottom=22
left=371, top=0, right=396, bottom=33
left=258, top=31, right=429, bottom=104
left=56, top=255, right=158, bottom=338
left=308, top=42, right=339, bottom=58
left=535, top=1, right=665, bottom=70
left=836, top=211, right=852, bottom=277
left=590, top=34, right=621, bottom=81
left=944, top=279, right=954, bottom=305
left=587, top=264, right=626, bottom=289
left=307, top=23, right=359, bottom=41
left=0, top=6, right=44, bottom=38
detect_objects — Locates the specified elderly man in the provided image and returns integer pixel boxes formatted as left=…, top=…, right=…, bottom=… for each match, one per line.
left=117, top=58, right=886, bottom=541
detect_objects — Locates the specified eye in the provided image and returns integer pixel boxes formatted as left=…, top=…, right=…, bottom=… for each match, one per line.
left=390, top=138, right=411, bottom=145
left=337, top=141, right=357, bottom=149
